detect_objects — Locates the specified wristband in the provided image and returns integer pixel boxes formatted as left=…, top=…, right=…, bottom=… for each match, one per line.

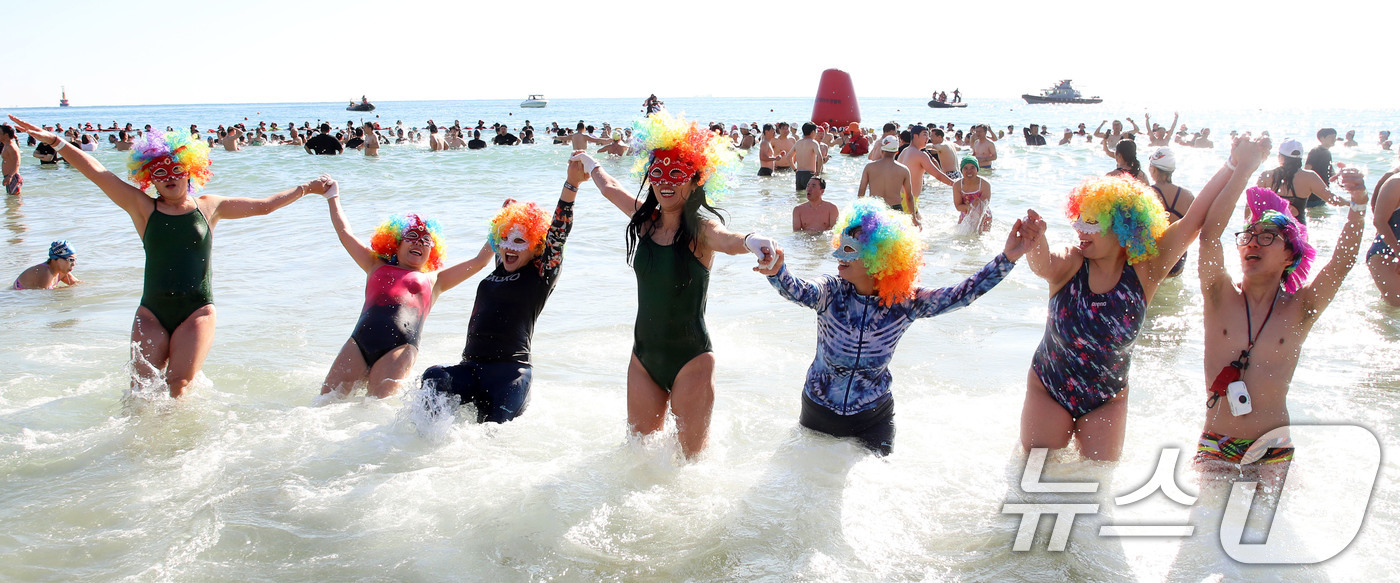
left=51, top=139, right=66, bottom=151
left=1350, top=202, right=1367, bottom=214
left=563, top=181, right=578, bottom=192
left=1224, top=157, right=1236, bottom=171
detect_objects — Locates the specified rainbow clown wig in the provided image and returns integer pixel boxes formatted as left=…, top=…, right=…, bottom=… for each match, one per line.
left=126, top=130, right=212, bottom=192
left=369, top=213, right=446, bottom=272
left=831, top=199, right=925, bottom=306
left=1065, top=176, right=1168, bottom=264
left=630, top=111, right=741, bottom=203
left=487, top=202, right=548, bottom=254
left=1244, top=187, right=1315, bottom=293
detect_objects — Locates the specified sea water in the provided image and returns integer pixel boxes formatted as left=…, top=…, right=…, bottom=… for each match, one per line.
left=1, top=98, right=1398, bottom=582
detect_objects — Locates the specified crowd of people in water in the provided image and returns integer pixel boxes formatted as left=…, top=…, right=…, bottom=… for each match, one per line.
left=3, top=105, right=1399, bottom=488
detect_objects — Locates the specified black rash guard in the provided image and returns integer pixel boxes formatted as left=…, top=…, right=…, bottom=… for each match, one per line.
left=460, top=199, right=572, bottom=364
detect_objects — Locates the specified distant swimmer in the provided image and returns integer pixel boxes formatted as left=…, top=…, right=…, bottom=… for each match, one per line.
left=560, top=122, right=607, bottom=150
left=867, top=123, right=897, bottom=162
left=8, top=115, right=325, bottom=398
left=361, top=123, right=379, bottom=157
left=1, top=124, right=20, bottom=195
left=318, top=182, right=496, bottom=399
left=736, top=125, right=757, bottom=151
left=1058, top=128, right=1073, bottom=146
left=953, top=157, right=992, bottom=235
left=1145, top=112, right=1179, bottom=147
left=418, top=160, right=585, bottom=422
left=1367, top=170, right=1400, bottom=305
left=1106, top=140, right=1149, bottom=184
left=772, top=122, right=796, bottom=171
left=468, top=130, right=486, bottom=150
left=221, top=126, right=243, bottom=152
left=426, top=121, right=446, bottom=151
left=757, top=124, right=778, bottom=176
left=897, top=125, right=954, bottom=213
left=1018, top=139, right=1267, bottom=461
left=492, top=125, right=520, bottom=146
left=13, top=240, right=81, bottom=289
left=1094, top=118, right=1140, bottom=150
left=1194, top=167, right=1370, bottom=482
left=970, top=125, right=998, bottom=168
left=755, top=199, right=1036, bottom=454
left=793, top=123, right=824, bottom=192
left=793, top=176, right=838, bottom=232
left=306, top=123, right=344, bottom=155
left=859, top=136, right=918, bottom=225
left=926, top=128, right=959, bottom=177
left=581, top=112, right=778, bottom=459
left=598, top=131, right=628, bottom=156
left=1145, top=148, right=1196, bottom=277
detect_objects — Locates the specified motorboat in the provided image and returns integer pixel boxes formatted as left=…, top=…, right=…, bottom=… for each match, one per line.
left=346, top=98, right=375, bottom=112
left=520, top=94, right=548, bottom=108
left=928, top=100, right=967, bottom=109
left=1022, top=80, right=1102, bottom=104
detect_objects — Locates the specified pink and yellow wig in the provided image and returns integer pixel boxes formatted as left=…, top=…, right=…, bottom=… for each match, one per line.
left=488, top=202, right=548, bottom=254
left=831, top=199, right=925, bottom=306
left=126, top=129, right=212, bottom=192
left=1244, top=187, right=1315, bottom=294
left=1065, top=176, right=1168, bottom=264
left=630, top=111, right=740, bottom=202
left=369, top=213, right=446, bottom=271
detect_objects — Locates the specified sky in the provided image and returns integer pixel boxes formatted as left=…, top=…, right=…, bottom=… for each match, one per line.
left=2, top=0, right=1391, bottom=110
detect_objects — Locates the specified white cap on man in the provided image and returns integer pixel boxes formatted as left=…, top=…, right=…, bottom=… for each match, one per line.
left=880, top=135, right=900, bottom=152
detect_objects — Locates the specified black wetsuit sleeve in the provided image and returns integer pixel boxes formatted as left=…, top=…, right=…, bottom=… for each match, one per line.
left=537, top=199, right=574, bottom=283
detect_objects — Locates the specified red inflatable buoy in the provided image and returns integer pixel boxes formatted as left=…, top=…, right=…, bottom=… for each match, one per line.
left=811, top=69, right=860, bottom=128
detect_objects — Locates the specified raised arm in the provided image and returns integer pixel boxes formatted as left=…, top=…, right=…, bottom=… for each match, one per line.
left=911, top=252, right=1016, bottom=318
left=1147, top=139, right=1266, bottom=283
left=534, top=163, right=584, bottom=281
left=760, top=250, right=828, bottom=310
left=1300, top=169, right=1369, bottom=319
left=207, top=176, right=325, bottom=224
left=1126, top=117, right=1141, bottom=135
left=1167, top=112, right=1179, bottom=139
left=1093, top=120, right=1109, bottom=139
left=9, top=115, right=151, bottom=218
left=1022, top=209, right=1077, bottom=286
left=576, top=152, right=644, bottom=217
left=324, top=184, right=380, bottom=273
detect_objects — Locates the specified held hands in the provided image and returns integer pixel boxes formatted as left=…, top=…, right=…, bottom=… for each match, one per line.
left=1337, top=167, right=1368, bottom=201
left=1228, top=137, right=1268, bottom=171
left=753, top=248, right=786, bottom=276
left=307, top=174, right=337, bottom=199
left=570, top=151, right=599, bottom=175
left=567, top=155, right=589, bottom=186
left=744, top=233, right=780, bottom=270
left=1003, top=209, right=1047, bottom=262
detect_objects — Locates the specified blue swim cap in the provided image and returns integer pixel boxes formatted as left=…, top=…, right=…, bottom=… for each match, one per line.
left=48, top=240, right=74, bottom=260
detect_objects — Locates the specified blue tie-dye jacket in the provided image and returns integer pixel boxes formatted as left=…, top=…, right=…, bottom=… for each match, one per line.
left=767, top=253, right=1014, bottom=415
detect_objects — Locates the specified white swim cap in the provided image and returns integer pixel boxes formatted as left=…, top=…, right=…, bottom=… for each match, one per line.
left=1148, top=147, right=1175, bottom=171
left=880, top=136, right=900, bottom=152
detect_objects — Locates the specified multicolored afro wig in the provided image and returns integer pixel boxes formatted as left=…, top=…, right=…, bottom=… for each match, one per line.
left=1065, top=176, right=1168, bottom=264
left=831, top=198, right=925, bottom=306
left=630, top=111, right=741, bottom=203
left=487, top=202, right=549, bottom=254
left=126, top=130, right=212, bottom=192
left=1243, top=186, right=1315, bottom=294
left=369, top=213, right=446, bottom=272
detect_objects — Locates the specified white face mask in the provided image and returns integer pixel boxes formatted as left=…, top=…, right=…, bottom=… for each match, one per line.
left=498, top=226, right=531, bottom=253
left=832, top=231, right=863, bottom=262
left=1073, top=218, right=1102, bottom=235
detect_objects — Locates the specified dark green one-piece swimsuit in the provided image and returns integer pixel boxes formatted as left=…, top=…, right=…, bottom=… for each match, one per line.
left=633, top=237, right=712, bottom=391
left=140, top=206, right=214, bottom=334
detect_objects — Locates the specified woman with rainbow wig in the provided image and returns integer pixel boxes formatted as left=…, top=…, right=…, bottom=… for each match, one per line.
left=756, top=199, right=1040, bottom=454
left=1193, top=162, right=1371, bottom=475
left=573, top=111, right=779, bottom=459
left=7, top=115, right=326, bottom=398
left=415, top=160, right=586, bottom=421
left=317, top=178, right=498, bottom=399
left=1019, top=138, right=1270, bottom=462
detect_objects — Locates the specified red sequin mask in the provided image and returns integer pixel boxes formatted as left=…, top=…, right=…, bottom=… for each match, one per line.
left=647, top=149, right=698, bottom=187
left=143, top=155, right=188, bottom=183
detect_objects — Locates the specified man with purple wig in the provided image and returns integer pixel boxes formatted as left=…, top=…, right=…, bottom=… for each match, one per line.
left=1195, top=148, right=1371, bottom=476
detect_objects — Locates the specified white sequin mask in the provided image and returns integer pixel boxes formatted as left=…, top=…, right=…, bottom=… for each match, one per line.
left=498, top=226, right=531, bottom=253
left=1073, top=218, right=1102, bottom=235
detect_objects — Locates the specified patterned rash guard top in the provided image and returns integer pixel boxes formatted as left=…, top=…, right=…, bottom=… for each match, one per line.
left=767, top=254, right=1015, bottom=415
left=1031, top=258, right=1146, bottom=418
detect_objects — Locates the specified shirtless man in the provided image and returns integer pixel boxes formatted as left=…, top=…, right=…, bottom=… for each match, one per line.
left=362, top=123, right=379, bottom=157
left=1, top=124, right=20, bottom=196
left=867, top=122, right=898, bottom=161
left=793, top=176, right=839, bottom=232
left=598, top=131, right=628, bottom=156
left=1094, top=118, right=1140, bottom=150
left=1195, top=146, right=1369, bottom=482
left=898, top=126, right=953, bottom=204
left=927, top=128, right=959, bottom=178
left=221, top=127, right=243, bottom=152
left=773, top=122, right=796, bottom=171
left=970, top=125, right=998, bottom=168
left=445, top=128, right=467, bottom=149
left=736, top=126, right=756, bottom=150
left=793, top=123, right=825, bottom=192
left=427, top=122, right=447, bottom=151
left=562, top=122, right=608, bottom=151
left=1058, top=128, right=1073, bottom=146
left=757, top=124, right=779, bottom=176
left=12, top=240, right=81, bottom=289
left=859, top=136, right=919, bottom=226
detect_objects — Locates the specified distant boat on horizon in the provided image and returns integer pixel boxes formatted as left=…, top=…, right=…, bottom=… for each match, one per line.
left=520, top=94, right=548, bottom=108
left=60, top=87, right=69, bottom=107
left=1022, top=80, right=1102, bottom=105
